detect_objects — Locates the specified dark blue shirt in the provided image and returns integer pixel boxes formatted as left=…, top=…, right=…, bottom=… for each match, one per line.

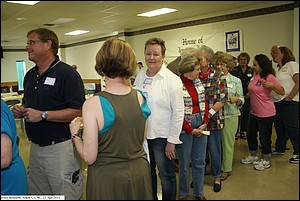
left=23, top=56, right=85, bottom=144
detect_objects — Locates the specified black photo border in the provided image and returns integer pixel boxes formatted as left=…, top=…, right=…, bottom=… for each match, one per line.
left=225, top=30, right=240, bottom=52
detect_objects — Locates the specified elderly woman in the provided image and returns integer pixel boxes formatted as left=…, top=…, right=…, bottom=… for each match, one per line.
left=197, top=46, right=229, bottom=193
left=175, top=48, right=208, bottom=200
left=230, top=52, right=253, bottom=140
left=214, top=52, right=244, bottom=180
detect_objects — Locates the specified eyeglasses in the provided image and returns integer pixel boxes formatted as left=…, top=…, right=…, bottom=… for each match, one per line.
left=194, top=67, right=201, bottom=71
left=270, top=51, right=277, bottom=55
left=216, top=63, right=227, bottom=67
left=26, top=40, right=42, bottom=45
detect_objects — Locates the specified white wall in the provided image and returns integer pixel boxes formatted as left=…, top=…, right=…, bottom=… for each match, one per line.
left=293, top=7, right=299, bottom=62
left=1, top=52, right=32, bottom=82
left=129, top=10, right=295, bottom=66
left=63, top=41, right=104, bottom=79
left=1, top=50, right=62, bottom=82
left=1, top=9, right=298, bottom=82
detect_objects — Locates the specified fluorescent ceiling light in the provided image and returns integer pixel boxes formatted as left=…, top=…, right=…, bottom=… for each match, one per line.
left=138, top=8, right=178, bottom=17
left=65, top=30, right=89, bottom=36
left=7, top=1, right=39, bottom=5
left=16, top=17, right=28, bottom=21
left=49, top=18, right=76, bottom=24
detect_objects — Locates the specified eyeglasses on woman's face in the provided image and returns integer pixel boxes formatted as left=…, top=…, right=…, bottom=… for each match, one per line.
left=216, top=63, right=227, bottom=67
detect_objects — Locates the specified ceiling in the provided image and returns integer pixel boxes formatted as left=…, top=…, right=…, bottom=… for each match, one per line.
left=1, top=1, right=293, bottom=48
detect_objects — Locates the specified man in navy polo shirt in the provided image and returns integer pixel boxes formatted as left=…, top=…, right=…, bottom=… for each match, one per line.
left=12, top=28, right=85, bottom=199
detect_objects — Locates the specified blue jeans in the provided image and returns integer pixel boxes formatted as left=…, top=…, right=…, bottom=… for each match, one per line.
left=176, top=113, right=207, bottom=197
left=207, top=129, right=222, bottom=178
left=148, top=138, right=176, bottom=200
left=274, top=100, right=299, bottom=155
left=247, top=113, right=274, bottom=157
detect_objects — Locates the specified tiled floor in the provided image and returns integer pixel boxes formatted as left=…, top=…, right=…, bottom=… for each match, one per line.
left=17, top=119, right=299, bottom=200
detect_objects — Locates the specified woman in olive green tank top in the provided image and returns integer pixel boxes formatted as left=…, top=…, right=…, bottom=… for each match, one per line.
left=70, top=38, right=153, bottom=199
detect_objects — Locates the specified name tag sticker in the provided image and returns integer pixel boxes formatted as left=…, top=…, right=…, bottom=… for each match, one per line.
left=44, top=77, right=56, bottom=86
left=227, top=83, right=233, bottom=88
left=202, top=131, right=210, bottom=135
left=143, top=78, right=153, bottom=85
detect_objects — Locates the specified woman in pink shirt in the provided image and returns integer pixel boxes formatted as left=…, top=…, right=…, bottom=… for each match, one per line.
left=241, top=54, right=284, bottom=171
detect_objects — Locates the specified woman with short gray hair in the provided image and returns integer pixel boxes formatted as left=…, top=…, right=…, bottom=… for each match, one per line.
left=176, top=48, right=208, bottom=200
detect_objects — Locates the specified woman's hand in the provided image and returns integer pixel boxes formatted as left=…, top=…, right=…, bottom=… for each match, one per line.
left=198, top=124, right=207, bottom=133
left=11, top=104, right=25, bottom=119
left=69, top=117, right=83, bottom=137
left=165, top=143, right=175, bottom=160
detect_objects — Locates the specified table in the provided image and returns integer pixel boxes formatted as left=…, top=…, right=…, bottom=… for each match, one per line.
left=1, top=94, right=23, bottom=106
left=1, top=94, right=24, bottom=132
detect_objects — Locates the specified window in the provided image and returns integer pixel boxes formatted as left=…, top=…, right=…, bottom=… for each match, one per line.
left=16, top=60, right=27, bottom=91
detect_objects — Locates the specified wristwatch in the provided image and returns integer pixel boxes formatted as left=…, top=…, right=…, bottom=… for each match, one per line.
left=41, top=111, right=48, bottom=120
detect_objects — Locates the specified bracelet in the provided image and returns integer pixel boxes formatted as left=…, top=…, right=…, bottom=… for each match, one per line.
left=72, top=135, right=79, bottom=140
left=209, top=108, right=216, bottom=116
left=71, top=132, right=82, bottom=141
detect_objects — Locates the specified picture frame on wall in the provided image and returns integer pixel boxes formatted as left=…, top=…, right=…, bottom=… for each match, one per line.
left=225, top=30, right=240, bottom=52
